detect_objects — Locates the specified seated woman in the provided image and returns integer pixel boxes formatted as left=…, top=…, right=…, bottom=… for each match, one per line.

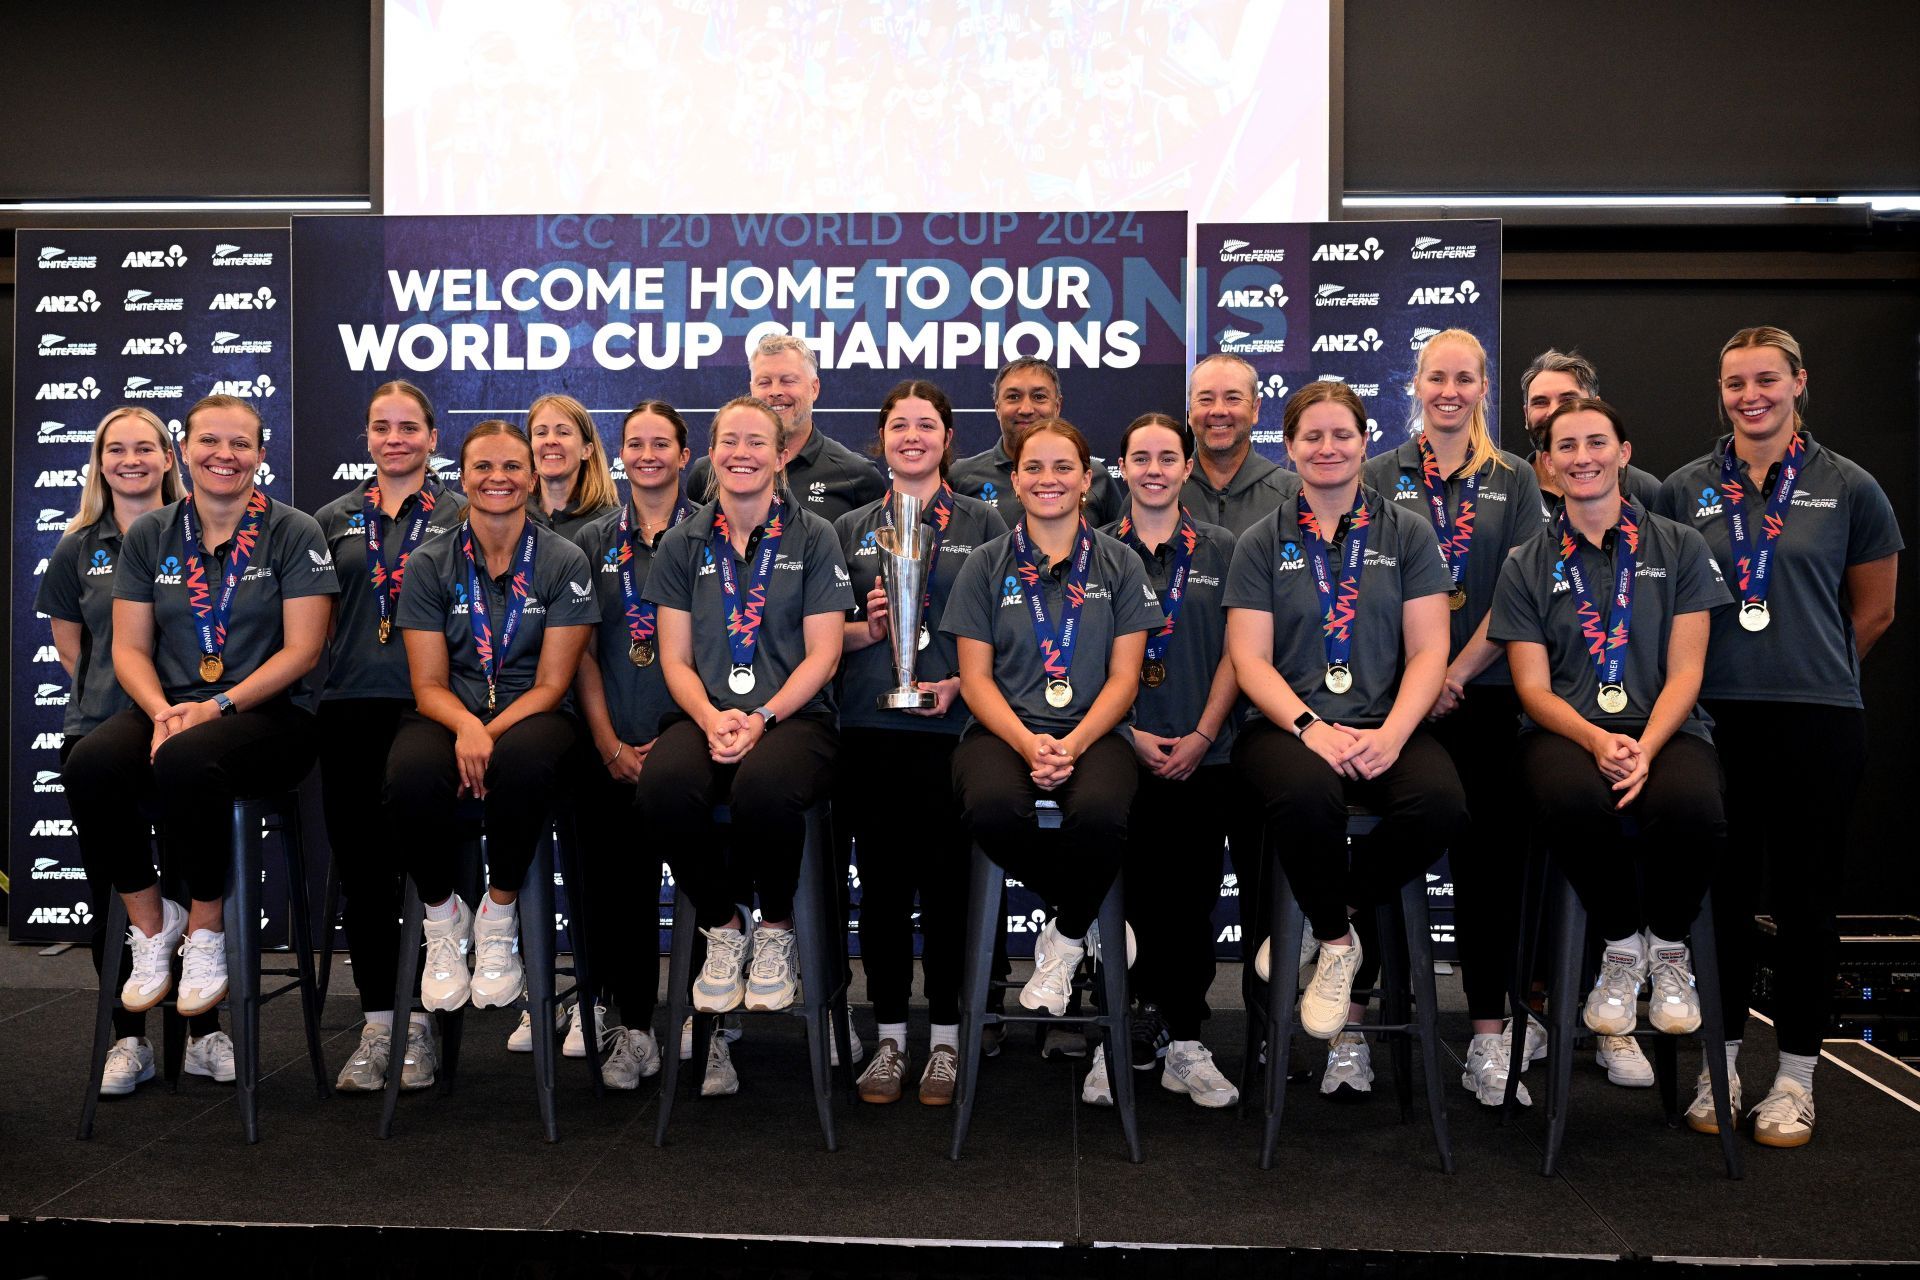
left=1491, top=397, right=1730, bottom=1043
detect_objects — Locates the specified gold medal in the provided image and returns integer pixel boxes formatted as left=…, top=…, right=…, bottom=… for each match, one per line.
left=1141, top=659, right=1166, bottom=687
left=1448, top=585, right=1467, bottom=612
left=378, top=618, right=392, bottom=644
left=1045, top=677, right=1073, bottom=708
left=199, top=654, right=224, bottom=683
left=630, top=638, right=655, bottom=667
left=1324, top=664, right=1353, bottom=695
left=1738, top=601, right=1770, bottom=633
left=486, top=682, right=497, bottom=713
left=1597, top=684, right=1628, bottom=715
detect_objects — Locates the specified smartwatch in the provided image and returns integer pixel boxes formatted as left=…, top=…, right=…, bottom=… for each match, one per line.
left=214, top=693, right=238, bottom=717
left=1291, top=709, right=1319, bottom=737
left=752, top=705, right=778, bottom=729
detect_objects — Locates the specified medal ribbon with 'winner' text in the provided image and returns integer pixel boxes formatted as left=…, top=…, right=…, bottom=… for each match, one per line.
left=881, top=483, right=954, bottom=617
left=711, top=499, right=786, bottom=677
left=1010, top=517, right=1095, bottom=686
left=1416, top=436, right=1479, bottom=594
left=461, top=521, right=538, bottom=711
left=181, top=489, right=269, bottom=672
left=1718, top=431, right=1802, bottom=615
left=1555, top=505, right=1638, bottom=702
left=1297, top=493, right=1372, bottom=674
left=619, top=489, right=695, bottom=653
left=1117, top=508, right=1196, bottom=664
left=366, top=478, right=441, bottom=640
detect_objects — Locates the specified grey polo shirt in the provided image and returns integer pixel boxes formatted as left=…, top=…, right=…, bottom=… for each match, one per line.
left=941, top=526, right=1164, bottom=737
left=1489, top=501, right=1728, bottom=741
left=116, top=496, right=339, bottom=704
left=947, top=438, right=1129, bottom=527
left=314, top=477, right=466, bottom=702
left=35, top=516, right=133, bottom=737
left=643, top=502, right=854, bottom=718
left=1101, top=513, right=1238, bottom=766
left=571, top=502, right=689, bottom=745
left=1181, top=450, right=1303, bottom=537
left=834, top=491, right=1008, bottom=735
left=686, top=425, right=886, bottom=525
left=1224, top=488, right=1453, bottom=729
left=1364, top=441, right=1545, bottom=685
left=394, top=521, right=596, bottom=719
left=1657, top=432, right=1903, bottom=708
left=532, top=500, right=617, bottom=544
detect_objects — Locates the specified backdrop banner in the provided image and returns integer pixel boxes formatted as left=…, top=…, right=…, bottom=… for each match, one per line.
left=11, top=229, right=293, bottom=942
left=1196, top=217, right=1503, bottom=959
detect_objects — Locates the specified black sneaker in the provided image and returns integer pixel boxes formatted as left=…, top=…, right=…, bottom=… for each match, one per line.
left=1131, top=1002, right=1170, bottom=1071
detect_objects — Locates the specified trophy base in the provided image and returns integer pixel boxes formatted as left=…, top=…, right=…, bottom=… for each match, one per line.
left=878, top=688, right=939, bottom=710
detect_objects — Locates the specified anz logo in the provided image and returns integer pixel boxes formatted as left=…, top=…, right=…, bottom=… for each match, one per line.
left=1695, top=486, right=1722, bottom=517
left=1393, top=474, right=1420, bottom=500
left=86, top=548, right=115, bottom=576
left=999, top=573, right=1023, bottom=606
left=1277, top=540, right=1305, bottom=572
left=155, top=555, right=183, bottom=586
left=1551, top=559, right=1570, bottom=594
left=1310, top=328, right=1383, bottom=353
left=1311, top=237, right=1383, bottom=262
left=1407, top=280, right=1482, bottom=306
left=980, top=481, right=998, bottom=503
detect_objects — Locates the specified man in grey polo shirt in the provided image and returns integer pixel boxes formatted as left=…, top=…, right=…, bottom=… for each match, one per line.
left=686, top=332, right=885, bottom=523
left=1182, top=353, right=1301, bottom=536
left=1520, top=349, right=1660, bottom=515
left=948, top=358, right=1128, bottom=525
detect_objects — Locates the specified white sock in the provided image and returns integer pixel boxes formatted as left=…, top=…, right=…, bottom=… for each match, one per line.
left=929, top=1023, right=959, bottom=1051
left=364, top=1010, right=394, bottom=1029
left=1724, top=1039, right=1741, bottom=1075
left=424, top=896, right=458, bottom=922
left=1776, top=1051, right=1817, bottom=1093
left=1645, top=930, right=1688, bottom=957
left=1604, top=933, right=1642, bottom=957
left=1170, top=1038, right=1202, bottom=1054
left=478, top=894, right=515, bottom=921
left=877, top=1021, right=908, bottom=1048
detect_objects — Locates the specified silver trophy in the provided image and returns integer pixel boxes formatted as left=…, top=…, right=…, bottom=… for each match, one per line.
left=875, top=490, right=938, bottom=710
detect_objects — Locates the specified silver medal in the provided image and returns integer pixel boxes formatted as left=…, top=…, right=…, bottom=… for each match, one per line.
left=1324, top=664, right=1353, bottom=695
left=728, top=665, right=756, bottom=695
left=1738, top=601, right=1770, bottom=633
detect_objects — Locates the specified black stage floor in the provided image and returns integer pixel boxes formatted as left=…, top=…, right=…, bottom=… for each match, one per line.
left=3, top=939, right=1918, bottom=1276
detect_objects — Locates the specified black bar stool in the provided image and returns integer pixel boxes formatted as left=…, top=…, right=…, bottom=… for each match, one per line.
left=79, top=792, right=329, bottom=1145
left=950, top=800, right=1140, bottom=1164
left=656, top=802, right=854, bottom=1151
left=379, top=808, right=600, bottom=1142
left=1533, top=851, right=1742, bottom=1179
left=1240, top=809, right=1453, bottom=1173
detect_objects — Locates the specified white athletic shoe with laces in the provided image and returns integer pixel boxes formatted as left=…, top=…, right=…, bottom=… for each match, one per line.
left=1462, top=1033, right=1529, bottom=1107
left=468, top=904, right=523, bottom=1008
left=336, top=1022, right=391, bottom=1092
left=1082, top=1043, right=1113, bottom=1106
left=563, top=1002, right=613, bottom=1058
left=184, top=1030, right=236, bottom=1083
left=400, top=1019, right=437, bottom=1089
left=1685, top=1066, right=1743, bottom=1135
left=1751, top=1077, right=1816, bottom=1148
left=1596, top=1034, right=1655, bottom=1087
left=745, top=926, right=799, bottom=1011
left=1321, top=1030, right=1373, bottom=1100
left=601, top=1027, right=662, bottom=1089
left=1299, top=935, right=1363, bottom=1039
left=121, top=898, right=187, bottom=1013
left=1645, top=938, right=1702, bottom=1034
left=678, top=1014, right=744, bottom=1060
left=1583, top=937, right=1647, bottom=1036
left=701, top=1030, right=739, bottom=1097
left=1162, top=1041, right=1238, bottom=1108
left=421, top=897, right=474, bottom=1012
left=175, top=930, right=228, bottom=1017
left=1021, top=920, right=1086, bottom=1017
left=100, top=1036, right=156, bottom=1096
left=508, top=1001, right=569, bottom=1052
left=694, top=925, right=751, bottom=1013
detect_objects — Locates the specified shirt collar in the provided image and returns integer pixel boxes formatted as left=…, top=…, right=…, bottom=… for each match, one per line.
left=1199, top=447, right=1282, bottom=496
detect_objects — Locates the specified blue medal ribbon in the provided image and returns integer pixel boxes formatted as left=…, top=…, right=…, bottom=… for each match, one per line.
left=365, top=478, right=440, bottom=642
left=1718, top=431, right=1802, bottom=626
left=618, top=490, right=694, bottom=655
left=1009, top=517, right=1095, bottom=695
left=711, top=499, right=786, bottom=686
left=1555, top=504, right=1639, bottom=709
left=180, top=489, right=269, bottom=678
left=1117, top=507, right=1196, bottom=665
left=460, top=520, right=539, bottom=713
left=1415, top=437, right=1479, bottom=597
left=1297, top=492, right=1372, bottom=687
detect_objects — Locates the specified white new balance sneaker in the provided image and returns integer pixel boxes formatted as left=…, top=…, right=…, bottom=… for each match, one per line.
left=336, top=1022, right=390, bottom=1092
left=694, top=925, right=751, bottom=1013
left=602, top=1027, right=662, bottom=1089
left=1583, top=937, right=1647, bottom=1037
left=563, top=1002, right=612, bottom=1058
left=1162, top=1041, right=1238, bottom=1108
left=183, top=1030, right=236, bottom=1084
left=100, top=1036, right=156, bottom=1096
left=1082, top=1043, right=1113, bottom=1106
left=1462, top=1032, right=1529, bottom=1107
left=1321, top=1030, right=1373, bottom=1100
left=421, top=898, right=474, bottom=1012
left=1021, top=921, right=1086, bottom=1017
left=1596, top=1034, right=1655, bottom=1087
left=468, top=904, right=523, bottom=1008
left=701, top=1030, right=739, bottom=1097
left=1645, top=937, right=1702, bottom=1035
left=744, top=926, right=798, bottom=1012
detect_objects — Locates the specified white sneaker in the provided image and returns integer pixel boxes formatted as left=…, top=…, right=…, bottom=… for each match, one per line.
left=121, top=898, right=187, bottom=1013
left=701, top=1030, right=740, bottom=1096
left=400, top=1019, right=437, bottom=1089
left=694, top=925, right=751, bottom=1013
left=678, top=1014, right=744, bottom=1060
left=1685, top=1066, right=1743, bottom=1135
left=602, top=1027, right=662, bottom=1089
left=1583, top=937, right=1646, bottom=1036
left=1596, top=1034, right=1655, bottom=1087
left=468, top=904, right=523, bottom=1008
left=336, top=1022, right=391, bottom=1092
left=1506, top=1013, right=1548, bottom=1070
left=1020, top=920, right=1086, bottom=1017
left=1252, top=930, right=1319, bottom=986
left=1462, top=1032, right=1530, bottom=1107
left=1082, top=1043, right=1113, bottom=1106
left=1299, top=934, right=1362, bottom=1039
left=1321, top=1030, right=1373, bottom=1099
left=744, top=926, right=798, bottom=1012
left=1751, top=1077, right=1816, bottom=1148
left=1086, top=918, right=1136, bottom=968
left=421, top=898, right=474, bottom=1012
left=100, top=1036, right=156, bottom=1096
left=1162, top=1040, right=1239, bottom=1108
left=507, top=1000, right=568, bottom=1053
left=830, top=1025, right=865, bottom=1068
left=175, top=930, right=228, bottom=1017
left=564, top=1002, right=612, bottom=1058
left=1645, top=938, right=1702, bottom=1035
left=184, top=1030, right=236, bottom=1084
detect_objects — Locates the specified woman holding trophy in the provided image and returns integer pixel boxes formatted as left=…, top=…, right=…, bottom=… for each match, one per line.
left=833, top=380, right=1007, bottom=1106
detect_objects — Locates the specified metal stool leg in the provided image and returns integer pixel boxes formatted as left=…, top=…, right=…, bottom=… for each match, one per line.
left=1378, top=901, right=1414, bottom=1122
left=1400, top=877, right=1454, bottom=1173
left=315, top=846, right=341, bottom=1011
left=77, top=895, right=132, bottom=1140
left=1503, top=846, right=1546, bottom=1118
left=1095, top=874, right=1141, bottom=1163
left=225, top=809, right=264, bottom=1144
left=1690, top=893, right=1743, bottom=1179
left=519, top=844, right=561, bottom=1142
left=1543, top=864, right=1584, bottom=1177
left=553, top=822, right=603, bottom=1097
left=655, top=884, right=697, bottom=1146
left=791, top=826, right=838, bottom=1152
left=379, top=876, right=425, bottom=1139
left=1260, top=847, right=1307, bottom=1170
left=950, top=844, right=1003, bottom=1161
left=274, top=799, right=330, bottom=1100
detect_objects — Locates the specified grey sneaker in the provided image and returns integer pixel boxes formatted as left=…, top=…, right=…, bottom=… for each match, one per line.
left=1162, top=1041, right=1238, bottom=1107
left=744, top=926, right=798, bottom=1012
left=1583, top=937, right=1646, bottom=1036
left=602, top=1027, right=661, bottom=1089
left=336, top=1023, right=390, bottom=1092
left=1321, top=1030, right=1373, bottom=1100
left=183, top=1031, right=236, bottom=1084
left=101, top=1036, right=156, bottom=1097
left=701, top=1031, right=739, bottom=1096
left=695, top=926, right=751, bottom=1013
left=1646, top=939, right=1702, bottom=1035
left=1081, top=1044, right=1113, bottom=1106
left=400, top=1019, right=437, bottom=1090
left=1462, top=1032, right=1530, bottom=1107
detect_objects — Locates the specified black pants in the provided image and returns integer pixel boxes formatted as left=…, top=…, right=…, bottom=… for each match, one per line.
left=574, top=757, right=662, bottom=1030
left=634, top=715, right=838, bottom=928
left=840, top=728, right=969, bottom=1026
left=1706, top=699, right=1865, bottom=1056
left=951, top=729, right=1136, bottom=940
left=1234, top=720, right=1467, bottom=942
left=1128, top=763, right=1232, bottom=1040
left=64, top=701, right=318, bottom=904
left=317, top=698, right=411, bottom=1015
left=61, top=735, right=218, bottom=1040
left=1427, top=684, right=1528, bottom=1022
left=1521, top=728, right=1724, bottom=942
left=384, top=710, right=588, bottom=905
